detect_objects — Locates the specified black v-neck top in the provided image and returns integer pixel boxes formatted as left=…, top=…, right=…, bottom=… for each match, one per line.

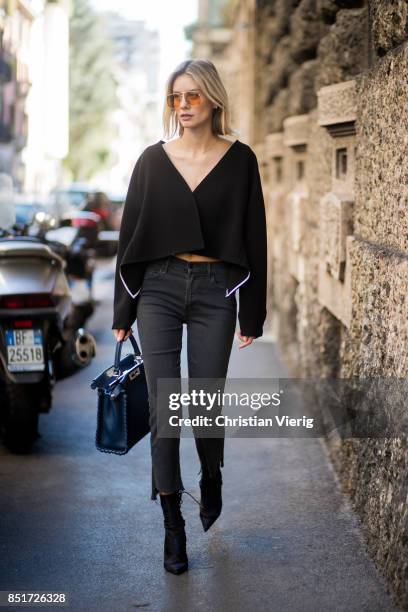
left=112, top=138, right=267, bottom=338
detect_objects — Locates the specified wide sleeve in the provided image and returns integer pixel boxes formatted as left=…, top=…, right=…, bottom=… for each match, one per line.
left=111, top=155, right=143, bottom=330
left=238, top=151, right=268, bottom=338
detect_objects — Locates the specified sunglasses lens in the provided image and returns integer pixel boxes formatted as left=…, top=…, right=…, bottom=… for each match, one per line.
left=186, top=92, right=201, bottom=105
left=167, top=94, right=177, bottom=108
left=167, top=92, right=201, bottom=109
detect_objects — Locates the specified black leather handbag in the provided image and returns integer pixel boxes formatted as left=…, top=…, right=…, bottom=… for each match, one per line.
left=90, top=335, right=150, bottom=454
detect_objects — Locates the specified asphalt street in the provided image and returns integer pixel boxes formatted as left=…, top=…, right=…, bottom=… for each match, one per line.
left=0, top=259, right=402, bottom=612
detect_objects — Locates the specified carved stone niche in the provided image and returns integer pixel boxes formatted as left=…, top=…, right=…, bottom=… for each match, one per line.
left=283, top=114, right=310, bottom=283
left=266, top=132, right=285, bottom=188
left=317, top=80, right=356, bottom=327
left=320, top=193, right=353, bottom=282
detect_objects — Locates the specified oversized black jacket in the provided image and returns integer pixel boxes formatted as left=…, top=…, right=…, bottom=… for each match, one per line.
left=112, top=139, right=267, bottom=338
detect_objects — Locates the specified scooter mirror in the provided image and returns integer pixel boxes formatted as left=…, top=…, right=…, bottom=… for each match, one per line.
left=0, top=173, right=16, bottom=229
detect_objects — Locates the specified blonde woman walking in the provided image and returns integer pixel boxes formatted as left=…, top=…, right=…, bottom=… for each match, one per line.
left=112, top=59, right=267, bottom=574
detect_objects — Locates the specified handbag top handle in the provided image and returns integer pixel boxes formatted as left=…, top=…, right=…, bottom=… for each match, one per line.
left=114, top=334, right=141, bottom=373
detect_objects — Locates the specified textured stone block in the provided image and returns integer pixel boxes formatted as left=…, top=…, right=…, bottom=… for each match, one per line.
left=283, top=113, right=310, bottom=147
left=320, top=193, right=354, bottom=281
left=345, top=237, right=408, bottom=376
left=267, top=87, right=291, bottom=132
left=317, top=0, right=364, bottom=24
left=281, top=115, right=310, bottom=283
left=371, top=0, right=408, bottom=55
left=288, top=59, right=318, bottom=115
left=290, top=0, right=329, bottom=62
left=316, top=8, right=369, bottom=89
left=266, top=35, right=298, bottom=102
left=317, top=79, right=356, bottom=127
left=317, top=80, right=356, bottom=204
left=264, top=0, right=303, bottom=58
left=265, top=132, right=285, bottom=158
left=355, top=42, right=408, bottom=256
left=306, top=107, right=333, bottom=230
left=318, top=234, right=353, bottom=327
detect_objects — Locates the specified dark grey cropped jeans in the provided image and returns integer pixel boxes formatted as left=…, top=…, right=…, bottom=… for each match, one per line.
left=136, top=255, right=237, bottom=501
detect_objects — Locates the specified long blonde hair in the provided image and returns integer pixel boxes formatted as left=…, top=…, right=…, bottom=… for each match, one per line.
left=162, top=59, right=237, bottom=140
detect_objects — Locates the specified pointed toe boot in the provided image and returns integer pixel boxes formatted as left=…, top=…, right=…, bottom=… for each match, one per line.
left=159, top=490, right=188, bottom=574
left=199, top=466, right=222, bottom=532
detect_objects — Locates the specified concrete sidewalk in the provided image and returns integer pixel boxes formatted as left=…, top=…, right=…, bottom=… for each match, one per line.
left=0, top=264, right=401, bottom=612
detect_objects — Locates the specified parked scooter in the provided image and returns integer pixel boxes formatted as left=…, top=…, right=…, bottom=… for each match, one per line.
left=0, top=200, right=96, bottom=453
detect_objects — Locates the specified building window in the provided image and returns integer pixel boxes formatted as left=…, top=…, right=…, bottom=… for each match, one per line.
left=273, top=156, right=282, bottom=183
left=296, top=160, right=304, bottom=180
left=336, top=147, right=347, bottom=180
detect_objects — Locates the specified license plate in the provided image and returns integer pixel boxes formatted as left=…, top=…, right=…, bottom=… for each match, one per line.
left=6, top=329, right=45, bottom=372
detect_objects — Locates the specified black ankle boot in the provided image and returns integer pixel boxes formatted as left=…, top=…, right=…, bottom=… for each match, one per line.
left=199, top=465, right=223, bottom=532
left=159, top=491, right=188, bottom=574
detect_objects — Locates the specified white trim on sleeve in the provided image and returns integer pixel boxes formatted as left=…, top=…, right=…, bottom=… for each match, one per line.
left=120, top=269, right=141, bottom=299
left=225, top=270, right=251, bottom=297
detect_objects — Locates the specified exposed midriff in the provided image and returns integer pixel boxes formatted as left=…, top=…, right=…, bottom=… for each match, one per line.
left=173, top=252, right=221, bottom=263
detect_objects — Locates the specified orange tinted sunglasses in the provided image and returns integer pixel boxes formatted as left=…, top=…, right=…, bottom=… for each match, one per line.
left=166, top=90, right=203, bottom=109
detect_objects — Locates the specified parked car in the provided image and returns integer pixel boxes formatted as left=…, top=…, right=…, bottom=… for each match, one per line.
left=13, top=197, right=58, bottom=229
left=53, top=183, right=97, bottom=219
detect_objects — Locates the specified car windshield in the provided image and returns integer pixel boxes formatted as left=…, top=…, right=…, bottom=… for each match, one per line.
left=14, top=204, right=44, bottom=225
left=0, top=202, right=16, bottom=229
left=56, top=189, right=92, bottom=209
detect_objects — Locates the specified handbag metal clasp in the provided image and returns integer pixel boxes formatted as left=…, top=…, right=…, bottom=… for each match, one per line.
left=109, top=384, right=123, bottom=399
left=129, top=368, right=140, bottom=381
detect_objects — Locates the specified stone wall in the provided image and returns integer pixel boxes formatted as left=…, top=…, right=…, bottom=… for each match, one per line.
left=255, top=1, right=408, bottom=607
left=195, top=0, right=408, bottom=607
